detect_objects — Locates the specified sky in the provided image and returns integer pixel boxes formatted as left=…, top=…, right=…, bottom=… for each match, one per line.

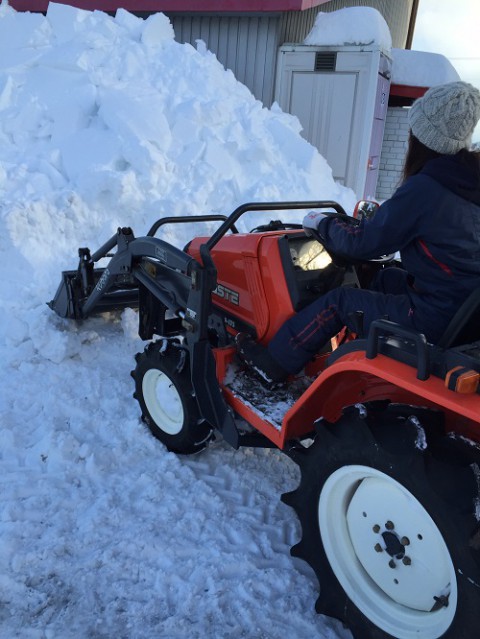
left=412, top=0, right=480, bottom=142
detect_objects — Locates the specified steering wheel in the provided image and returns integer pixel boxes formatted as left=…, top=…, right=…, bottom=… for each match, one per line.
left=306, top=212, right=396, bottom=266
left=250, top=220, right=303, bottom=233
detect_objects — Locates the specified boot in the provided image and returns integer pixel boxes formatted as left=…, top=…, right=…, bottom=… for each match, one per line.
left=235, top=333, right=289, bottom=384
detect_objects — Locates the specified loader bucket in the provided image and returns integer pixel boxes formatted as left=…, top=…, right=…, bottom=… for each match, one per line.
left=48, top=270, right=84, bottom=319
left=48, top=268, right=139, bottom=319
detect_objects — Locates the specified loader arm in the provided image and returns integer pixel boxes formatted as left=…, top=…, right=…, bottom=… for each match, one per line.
left=49, top=226, right=240, bottom=448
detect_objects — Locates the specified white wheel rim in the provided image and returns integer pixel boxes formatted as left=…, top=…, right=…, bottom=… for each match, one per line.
left=318, top=465, right=457, bottom=639
left=142, top=369, right=184, bottom=436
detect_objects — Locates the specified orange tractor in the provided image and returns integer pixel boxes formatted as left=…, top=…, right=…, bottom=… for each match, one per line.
left=50, top=201, right=480, bottom=639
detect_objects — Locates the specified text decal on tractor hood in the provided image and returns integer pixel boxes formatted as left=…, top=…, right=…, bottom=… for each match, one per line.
left=213, top=284, right=240, bottom=306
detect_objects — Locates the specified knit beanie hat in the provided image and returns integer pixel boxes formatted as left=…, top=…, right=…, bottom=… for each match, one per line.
left=408, top=81, right=480, bottom=154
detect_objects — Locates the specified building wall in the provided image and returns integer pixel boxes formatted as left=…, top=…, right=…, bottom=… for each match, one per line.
left=376, top=106, right=409, bottom=200
left=168, top=0, right=415, bottom=107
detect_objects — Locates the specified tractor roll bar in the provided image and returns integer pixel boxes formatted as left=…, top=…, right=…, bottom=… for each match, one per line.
left=147, top=214, right=239, bottom=238
left=204, top=201, right=347, bottom=252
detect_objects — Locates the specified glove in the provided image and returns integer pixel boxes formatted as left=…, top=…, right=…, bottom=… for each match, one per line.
left=302, top=211, right=328, bottom=236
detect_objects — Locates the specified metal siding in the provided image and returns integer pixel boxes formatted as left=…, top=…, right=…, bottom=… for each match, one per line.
left=264, top=18, right=279, bottom=102
left=254, top=20, right=269, bottom=99
left=280, top=7, right=322, bottom=43
left=169, top=14, right=282, bottom=106
left=226, top=19, right=240, bottom=72
left=245, top=19, right=260, bottom=90
left=236, top=20, right=250, bottom=89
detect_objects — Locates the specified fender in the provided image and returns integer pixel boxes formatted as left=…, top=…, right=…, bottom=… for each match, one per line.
left=281, top=350, right=480, bottom=447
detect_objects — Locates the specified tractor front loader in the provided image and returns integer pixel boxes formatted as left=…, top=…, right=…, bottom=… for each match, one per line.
left=50, top=201, right=480, bottom=639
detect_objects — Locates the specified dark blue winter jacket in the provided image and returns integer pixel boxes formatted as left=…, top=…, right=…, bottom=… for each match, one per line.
left=317, top=153, right=480, bottom=333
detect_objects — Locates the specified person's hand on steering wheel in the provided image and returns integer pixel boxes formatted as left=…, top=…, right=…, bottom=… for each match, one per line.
left=302, top=210, right=394, bottom=266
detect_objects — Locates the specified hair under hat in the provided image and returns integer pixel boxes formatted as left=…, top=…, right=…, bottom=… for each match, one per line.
left=408, top=81, right=480, bottom=154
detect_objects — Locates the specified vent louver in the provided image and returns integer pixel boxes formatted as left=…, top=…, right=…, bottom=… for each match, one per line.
left=314, top=52, right=337, bottom=71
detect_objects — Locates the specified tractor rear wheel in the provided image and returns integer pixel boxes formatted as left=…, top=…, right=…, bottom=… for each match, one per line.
left=132, top=340, right=213, bottom=454
left=282, top=404, right=480, bottom=639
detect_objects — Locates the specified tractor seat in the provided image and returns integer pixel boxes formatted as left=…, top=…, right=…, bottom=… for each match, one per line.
left=437, top=288, right=480, bottom=349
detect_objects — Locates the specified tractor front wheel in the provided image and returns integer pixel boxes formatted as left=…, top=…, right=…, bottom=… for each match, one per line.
left=283, top=404, right=480, bottom=639
left=133, top=340, right=213, bottom=454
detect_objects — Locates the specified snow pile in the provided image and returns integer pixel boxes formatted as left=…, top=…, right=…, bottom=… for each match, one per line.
left=0, top=2, right=355, bottom=637
left=0, top=2, right=355, bottom=289
left=304, top=7, right=392, bottom=51
left=391, top=47, right=460, bottom=87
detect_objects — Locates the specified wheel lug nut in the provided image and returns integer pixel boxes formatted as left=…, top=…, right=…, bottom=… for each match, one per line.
left=402, top=556, right=412, bottom=566
left=372, top=524, right=381, bottom=533
left=388, top=559, right=396, bottom=569
left=385, top=521, right=394, bottom=530
left=374, top=543, right=383, bottom=553
left=401, top=536, right=410, bottom=546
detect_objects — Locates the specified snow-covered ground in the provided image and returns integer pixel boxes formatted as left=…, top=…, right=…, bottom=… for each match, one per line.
left=0, top=3, right=358, bottom=637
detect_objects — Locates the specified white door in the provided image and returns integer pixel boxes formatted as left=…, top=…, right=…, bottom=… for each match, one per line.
left=290, top=72, right=357, bottom=186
